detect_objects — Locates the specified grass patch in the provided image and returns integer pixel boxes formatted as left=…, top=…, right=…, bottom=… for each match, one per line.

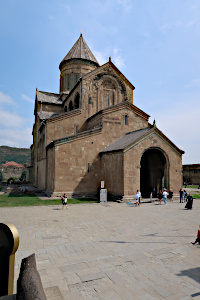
left=183, top=185, right=199, bottom=189
left=0, top=187, right=3, bottom=191
left=192, top=193, right=200, bottom=199
left=0, top=193, right=99, bottom=207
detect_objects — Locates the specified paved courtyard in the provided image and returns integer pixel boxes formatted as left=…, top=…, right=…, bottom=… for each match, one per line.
left=1, top=199, right=200, bottom=299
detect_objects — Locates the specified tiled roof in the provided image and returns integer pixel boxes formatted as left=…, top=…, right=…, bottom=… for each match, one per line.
left=2, top=161, right=24, bottom=168
left=60, top=34, right=99, bottom=65
left=36, top=91, right=62, bottom=105
left=101, top=127, right=152, bottom=153
left=38, top=111, right=59, bottom=120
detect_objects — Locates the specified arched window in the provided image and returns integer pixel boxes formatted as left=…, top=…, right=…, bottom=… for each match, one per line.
left=69, top=101, right=73, bottom=111
left=74, top=93, right=80, bottom=109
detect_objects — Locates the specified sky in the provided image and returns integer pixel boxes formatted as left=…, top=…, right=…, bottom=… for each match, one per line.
left=0, top=0, right=199, bottom=164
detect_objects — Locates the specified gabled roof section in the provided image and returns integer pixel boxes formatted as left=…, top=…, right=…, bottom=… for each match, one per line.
left=101, top=127, right=152, bottom=153
left=100, top=126, right=184, bottom=155
left=82, top=60, right=135, bottom=90
left=37, top=111, right=59, bottom=121
left=60, top=34, right=99, bottom=66
left=36, top=90, right=62, bottom=105
left=87, top=100, right=150, bottom=123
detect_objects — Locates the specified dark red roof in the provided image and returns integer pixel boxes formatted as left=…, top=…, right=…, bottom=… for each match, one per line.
left=2, top=161, right=24, bottom=168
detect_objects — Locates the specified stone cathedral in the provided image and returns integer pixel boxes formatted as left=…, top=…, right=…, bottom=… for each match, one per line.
left=31, top=34, right=184, bottom=199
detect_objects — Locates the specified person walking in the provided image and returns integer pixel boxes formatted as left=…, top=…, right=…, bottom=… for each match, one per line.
left=185, top=193, right=193, bottom=209
left=179, top=189, right=183, bottom=203
left=158, top=190, right=162, bottom=204
left=191, top=225, right=200, bottom=245
left=163, top=189, right=169, bottom=205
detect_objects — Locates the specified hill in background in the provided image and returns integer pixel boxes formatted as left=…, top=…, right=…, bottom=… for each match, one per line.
left=0, top=146, right=31, bottom=166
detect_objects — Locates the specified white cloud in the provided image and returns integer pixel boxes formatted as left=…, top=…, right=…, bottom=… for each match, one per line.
left=160, top=19, right=199, bottom=32
left=92, top=47, right=125, bottom=69
left=48, top=15, right=55, bottom=20
left=0, top=91, right=16, bottom=106
left=60, top=4, right=71, bottom=13
left=151, top=104, right=200, bottom=164
left=0, top=109, right=30, bottom=128
left=92, top=50, right=107, bottom=66
left=185, top=79, right=200, bottom=89
left=185, top=20, right=199, bottom=28
left=0, top=128, right=32, bottom=148
left=117, top=0, right=132, bottom=13
left=112, top=48, right=125, bottom=69
left=21, top=94, right=34, bottom=104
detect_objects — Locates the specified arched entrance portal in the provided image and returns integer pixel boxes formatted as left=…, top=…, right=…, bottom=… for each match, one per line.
left=140, top=148, right=168, bottom=198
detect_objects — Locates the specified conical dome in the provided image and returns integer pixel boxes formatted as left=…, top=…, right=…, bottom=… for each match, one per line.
left=59, top=34, right=99, bottom=69
left=59, top=34, right=99, bottom=93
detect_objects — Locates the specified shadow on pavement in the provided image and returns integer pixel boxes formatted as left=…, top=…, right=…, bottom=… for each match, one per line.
left=177, top=267, right=200, bottom=284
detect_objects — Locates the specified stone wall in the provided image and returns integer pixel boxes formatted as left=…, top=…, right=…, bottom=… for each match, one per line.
left=100, top=152, right=124, bottom=196
left=46, top=105, right=149, bottom=196
left=46, top=147, right=55, bottom=193
left=183, top=164, right=200, bottom=184
left=2, top=166, right=25, bottom=180
left=46, top=109, right=83, bottom=145
left=37, top=158, right=46, bottom=190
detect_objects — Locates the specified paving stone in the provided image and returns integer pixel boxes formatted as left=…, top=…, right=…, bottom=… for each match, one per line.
left=44, top=286, right=64, bottom=299
left=105, top=270, right=128, bottom=285
left=95, top=284, right=122, bottom=300
left=78, top=271, right=106, bottom=282
left=0, top=200, right=200, bottom=299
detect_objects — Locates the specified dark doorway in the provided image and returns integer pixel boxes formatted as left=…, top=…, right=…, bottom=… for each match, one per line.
left=140, top=148, right=168, bottom=198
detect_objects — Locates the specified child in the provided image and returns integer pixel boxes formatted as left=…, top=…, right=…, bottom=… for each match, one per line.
left=62, top=193, right=68, bottom=209
left=191, top=225, right=200, bottom=245
left=135, top=191, right=140, bottom=206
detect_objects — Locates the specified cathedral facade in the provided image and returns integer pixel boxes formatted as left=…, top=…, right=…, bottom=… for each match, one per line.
left=31, top=34, right=184, bottom=199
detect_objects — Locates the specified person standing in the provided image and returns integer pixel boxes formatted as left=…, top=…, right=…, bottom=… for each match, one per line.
left=184, top=190, right=187, bottom=202
left=158, top=190, right=162, bottom=204
left=153, top=187, right=156, bottom=198
left=150, top=192, right=153, bottom=202
left=163, top=189, right=169, bottom=205
left=179, top=189, right=183, bottom=203
left=169, top=189, right=173, bottom=200
left=138, top=190, right=141, bottom=204
left=61, top=193, right=68, bottom=209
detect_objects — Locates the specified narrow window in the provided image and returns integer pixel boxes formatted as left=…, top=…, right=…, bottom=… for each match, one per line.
left=125, top=115, right=128, bottom=125
left=87, top=163, right=91, bottom=173
left=67, top=74, right=70, bottom=89
left=75, top=125, right=79, bottom=134
left=107, top=94, right=109, bottom=107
